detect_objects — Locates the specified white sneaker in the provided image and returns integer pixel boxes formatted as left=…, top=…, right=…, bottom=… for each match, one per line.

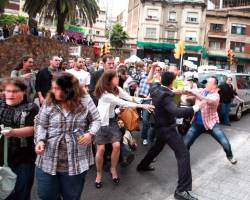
left=228, top=157, right=237, bottom=165
left=142, top=139, right=148, bottom=145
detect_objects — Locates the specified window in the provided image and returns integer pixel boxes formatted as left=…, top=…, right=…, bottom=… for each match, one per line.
left=147, top=9, right=158, bottom=20
left=185, top=31, right=197, bottom=42
left=96, top=31, right=100, bottom=35
left=186, top=12, right=198, bottom=23
left=166, top=31, right=176, bottom=39
left=210, top=24, right=223, bottom=32
left=236, top=75, right=250, bottom=89
left=145, top=28, right=156, bottom=38
left=230, top=41, right=245, bottom=53
left=231, top=24, right=246, bottom=35
left=169, top=12, right=176, bottom=22
left=209, top=40, right=225, bottom=49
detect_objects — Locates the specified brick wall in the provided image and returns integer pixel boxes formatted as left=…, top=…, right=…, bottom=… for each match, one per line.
left=0, top=35, right=95, bottom=78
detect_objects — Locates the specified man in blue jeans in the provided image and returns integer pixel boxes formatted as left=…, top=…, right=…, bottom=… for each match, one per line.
left=184, top=76, right=237, bottom=164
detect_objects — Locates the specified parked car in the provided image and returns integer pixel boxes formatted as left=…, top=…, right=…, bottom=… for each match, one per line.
left=198, top=67, right=250, bottom=120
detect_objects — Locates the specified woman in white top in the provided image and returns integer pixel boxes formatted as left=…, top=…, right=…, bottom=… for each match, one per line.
left=94, top=70, right=154, bottom=189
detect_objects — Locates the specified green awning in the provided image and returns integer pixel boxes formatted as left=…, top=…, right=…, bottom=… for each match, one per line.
left=137, top=41, right=203, bottom=51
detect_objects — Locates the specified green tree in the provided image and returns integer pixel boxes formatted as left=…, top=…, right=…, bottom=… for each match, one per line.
left=0, top=0, right=9, bottom=14
left=23, top=0, right=99, bottom=34
left=110, top=23, right=128, bottom=53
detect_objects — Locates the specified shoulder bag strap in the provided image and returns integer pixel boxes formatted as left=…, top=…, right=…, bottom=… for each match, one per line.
left=4, top=135, right=8, bottom=166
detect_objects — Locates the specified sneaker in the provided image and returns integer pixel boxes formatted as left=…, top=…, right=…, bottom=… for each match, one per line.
left=228, top=157, right=237, bottom=165
left=174, top=190, right=198, bottom=200
left=142, top=139, right=148, bottom=145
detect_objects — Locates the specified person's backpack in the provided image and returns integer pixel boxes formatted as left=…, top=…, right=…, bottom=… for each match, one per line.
left=118, top=108, right=140, bottom=132
left=0, top=129, right=17, bottom=200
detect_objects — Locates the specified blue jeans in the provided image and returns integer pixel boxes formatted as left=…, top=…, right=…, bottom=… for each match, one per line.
left=219, top=103, right=231, bottom=125
left=140, top=99, right=151, bottom=140
left=6, top=163, right=35, bottom=200
left=36, top=167, right=87, bottom=200
left=184, top=123, right=233, bottom=158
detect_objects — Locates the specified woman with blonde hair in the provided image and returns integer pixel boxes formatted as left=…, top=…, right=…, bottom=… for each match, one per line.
left=34, top=72, right=101, bottom=200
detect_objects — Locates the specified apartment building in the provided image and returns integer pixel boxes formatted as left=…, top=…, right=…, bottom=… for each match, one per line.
left=127, top=0, right=207, bottom=66
left=204, top=10, right=250, bottom=72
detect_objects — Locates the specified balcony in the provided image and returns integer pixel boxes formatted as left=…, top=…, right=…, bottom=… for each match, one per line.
left=208, top=31, right=227, bottom=37
left=160, top=38, right=179, bottom=43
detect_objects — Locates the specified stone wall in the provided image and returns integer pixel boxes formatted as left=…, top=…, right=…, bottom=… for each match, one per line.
left=0, top=35, right=95, bottom=78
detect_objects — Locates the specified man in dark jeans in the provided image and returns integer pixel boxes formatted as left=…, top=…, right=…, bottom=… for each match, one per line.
left=218, top=76, right=243, bottom=125
left=137, top=65, right=201, bottom=200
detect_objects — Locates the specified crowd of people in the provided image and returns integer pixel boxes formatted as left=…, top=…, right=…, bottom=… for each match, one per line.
left=0, top=54, right=241, bottom=200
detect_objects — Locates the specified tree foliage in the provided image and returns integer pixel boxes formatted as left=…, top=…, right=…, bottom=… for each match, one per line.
left=110, top=23, right=128, bottom=50
left=23, top=0, right=99, bottom=34
left=0, top=14, right=27, bottom=26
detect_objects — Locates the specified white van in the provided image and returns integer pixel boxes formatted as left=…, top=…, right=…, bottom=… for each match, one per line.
left=198, top=68, right=250, bottom=120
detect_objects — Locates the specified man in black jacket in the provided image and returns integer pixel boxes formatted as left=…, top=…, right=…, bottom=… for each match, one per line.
left=89, top=55, right=115, bottom=105
left=137, top=68, right=201, bottom=200
left=35, top=56, right=60, bottom=104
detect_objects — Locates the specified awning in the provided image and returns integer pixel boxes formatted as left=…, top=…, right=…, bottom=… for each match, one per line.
left=137, top=41, right=203, bottom=51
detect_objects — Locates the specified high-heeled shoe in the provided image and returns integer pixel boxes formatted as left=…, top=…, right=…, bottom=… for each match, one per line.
left=95, top=181, right=103, bottom=189
left=110, top=172, right=120, bottom=184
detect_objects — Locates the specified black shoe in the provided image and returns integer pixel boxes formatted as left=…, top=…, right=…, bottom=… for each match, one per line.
left=136, top=165, right=155, bottom=172
left=112, top=177, right=120, bottom=185
left=174, top=190, right=198, bottom=200
left=224, top=123, right=231, bottom=126
left=95, top=182, right=103, bottom=189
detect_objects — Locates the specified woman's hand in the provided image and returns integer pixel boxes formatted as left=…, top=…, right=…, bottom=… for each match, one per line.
left=35, top=141, right=45, bottom=155
left=22, top=73, right=33, bottom=80
left=140, top=104, right=155, bottom=113
left=78, top=133, right=92, bottom=145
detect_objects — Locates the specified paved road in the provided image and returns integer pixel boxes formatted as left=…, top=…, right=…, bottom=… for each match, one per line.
left=32, top=111, right=250, bottom=200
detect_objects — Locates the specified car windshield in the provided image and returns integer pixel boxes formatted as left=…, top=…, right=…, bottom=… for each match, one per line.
left=198, top=73, right=227, bottom=88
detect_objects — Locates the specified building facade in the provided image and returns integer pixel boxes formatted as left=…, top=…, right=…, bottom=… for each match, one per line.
left=204, top=10, right=250, bottom=72
left=4, top=0, right=27, bottom=16
left=127, top=0, right=207, bottom=66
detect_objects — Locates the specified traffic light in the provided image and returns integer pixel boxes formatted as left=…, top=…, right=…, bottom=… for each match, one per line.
left=227, top=49, right=236, bottom=65
left=174, top=41, right=185, bottom=59
left=100, top=43, right=111, bottom=56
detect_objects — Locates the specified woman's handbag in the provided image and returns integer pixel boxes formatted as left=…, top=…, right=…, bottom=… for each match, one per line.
left=118, top=108, right=140, bottom=132
left=0, top=129, right=17, bottom=200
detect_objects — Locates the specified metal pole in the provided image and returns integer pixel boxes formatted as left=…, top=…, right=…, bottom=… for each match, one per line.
left=180, top=54, right=183, bottom=75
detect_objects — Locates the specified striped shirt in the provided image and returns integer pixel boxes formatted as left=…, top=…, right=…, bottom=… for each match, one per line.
left=34, top=95, right=101, bottom=175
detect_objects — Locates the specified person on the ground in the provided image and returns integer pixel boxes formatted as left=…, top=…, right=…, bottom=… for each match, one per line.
left=94, top=70, right=154, bottom=189
left=34, top=72, right=101, bottom=200
left=137, top=64, right=201, bottom=200
left=184, top=76, right=238, bottom=165
left=0, top=78, right=39, bottom=200
left=35, top=55, right=61, bottom=105
left=118, top=119, right=137, bottom=167
left=11, top=56, right=37, bottom=102
left=218, top=76, right=244, bottom=126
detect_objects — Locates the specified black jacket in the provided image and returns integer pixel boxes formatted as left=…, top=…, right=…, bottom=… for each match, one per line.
left=150, top=83, right=194, bottom=128
left=89, top=69, right=104, bottom=105
left=35, top=67, right=53, bottom=98
left=218, top=83, right=236, bottom=104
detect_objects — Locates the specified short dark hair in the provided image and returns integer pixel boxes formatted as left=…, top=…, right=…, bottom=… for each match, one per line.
left=102, top=55, right=114, bottom=64
left=161, top=71, right=176, bottom=87
left=210, top=76, right=218, bottom=85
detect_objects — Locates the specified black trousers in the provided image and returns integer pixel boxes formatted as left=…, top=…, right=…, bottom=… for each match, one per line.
left=137, top=126, right=192, bottom=192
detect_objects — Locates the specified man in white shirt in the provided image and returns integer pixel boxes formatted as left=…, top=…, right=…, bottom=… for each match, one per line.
left=66, top=57, right=90, bottom=89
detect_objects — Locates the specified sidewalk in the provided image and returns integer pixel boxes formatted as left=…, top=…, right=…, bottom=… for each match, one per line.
left=164, top=126, right=250, bottom=200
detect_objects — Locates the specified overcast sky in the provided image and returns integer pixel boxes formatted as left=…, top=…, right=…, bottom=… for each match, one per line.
left=99, top=0, right=129, bottom=17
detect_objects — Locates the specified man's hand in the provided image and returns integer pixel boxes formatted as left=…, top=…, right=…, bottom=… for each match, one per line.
left=35, top=141, right=45, bottom=155
left=78, top=133, right=92, bottom=145
left=22, top=73, right=33, bottom=80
